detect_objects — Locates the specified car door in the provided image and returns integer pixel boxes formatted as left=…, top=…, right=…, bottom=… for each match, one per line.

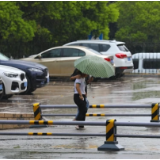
left=60, top=48, right=86, bottom=76
left=34, top=48, right=62, bottom=76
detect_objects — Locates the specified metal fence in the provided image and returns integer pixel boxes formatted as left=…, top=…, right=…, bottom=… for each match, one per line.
left=33, top=103, right=160, bottom=122
left=126, top=42, right=160, bottom=54
left=1, top=119, right=160, bottom=151
left=132, top=52, right=160, bottom=74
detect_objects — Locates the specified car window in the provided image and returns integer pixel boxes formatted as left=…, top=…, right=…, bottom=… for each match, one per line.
left=40, top=49, right=61, bottom=58
left=89, top=43, right=99, bottom=51
left=117, top=44, right=129, bottom=52
left=99, top=44, right=110, bottom=52
left=81, top=43, right=99, bottom=52
left=143, top=59, right=160, bottom=69
left=133, top=59, right=139, bottom=69
left=0, top=53, right=9, bottom=60
left=62, top=48, right=85, bottom=57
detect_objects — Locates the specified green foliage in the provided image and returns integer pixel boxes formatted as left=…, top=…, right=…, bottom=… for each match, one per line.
left=115, top=1, right=160, bottom=43
left=0, top=2, right=36, bottom=42
left=17, top=1, right=119, bottom=43
left=0, top=1, right=119, bottom=57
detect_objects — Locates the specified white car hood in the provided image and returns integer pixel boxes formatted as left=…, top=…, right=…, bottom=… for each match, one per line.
left=0, top=65, right=24, bottom=74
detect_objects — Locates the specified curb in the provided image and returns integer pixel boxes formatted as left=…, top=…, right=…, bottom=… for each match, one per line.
left=0, top=112, right=34, bottom=130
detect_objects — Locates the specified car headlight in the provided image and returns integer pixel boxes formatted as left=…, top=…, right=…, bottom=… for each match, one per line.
left=28, top=68, right=43, bottom=73
left=4, top=72, right=18, bottom=78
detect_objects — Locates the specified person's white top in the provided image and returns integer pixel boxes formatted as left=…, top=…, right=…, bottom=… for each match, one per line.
left=74, top=78, right=86, bottom=94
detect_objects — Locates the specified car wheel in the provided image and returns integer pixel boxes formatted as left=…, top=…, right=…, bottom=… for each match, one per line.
left=1, top=83, right=13, bottom=100
left=115, top=73, right=122, bottom=79
left=2, top=94, right=13, bottom=99
left=0, top=89, right=4, bottom=100
left=29, top=88, right=36, bottom=93
left=109, top=76, right=117, bottom=80
left=93, top=77, right=99, bottom=82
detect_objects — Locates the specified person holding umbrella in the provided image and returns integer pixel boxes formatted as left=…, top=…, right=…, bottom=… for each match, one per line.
left=73, top=69, right=88, bottom=130
left=70, top=68, right=93, bottom=121
left=73, top=55, right=115, bottom=130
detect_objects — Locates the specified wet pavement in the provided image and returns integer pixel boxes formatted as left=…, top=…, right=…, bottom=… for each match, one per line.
left=1, top=76, right=160, bottom=158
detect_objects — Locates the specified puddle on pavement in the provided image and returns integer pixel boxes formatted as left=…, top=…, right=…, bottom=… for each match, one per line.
left=1, top=77, right=160, bottom=159
left=1, top=77, right=160, bottom=113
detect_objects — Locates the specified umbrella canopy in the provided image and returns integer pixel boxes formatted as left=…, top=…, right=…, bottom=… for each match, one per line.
left=74, top=55, right=115, bottom=78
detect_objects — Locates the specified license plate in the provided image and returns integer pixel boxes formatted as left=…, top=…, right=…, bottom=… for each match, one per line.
left=128, top=57, right=131, bottom=61
left=0, top=84, right=2, bottom=90
left=24, top=82, right=27, bottom=87
left=111, top=60, right=114, bottom=64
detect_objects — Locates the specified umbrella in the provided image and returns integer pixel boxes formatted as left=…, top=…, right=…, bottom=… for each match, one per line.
left=74, top=55, right=115, bottom=78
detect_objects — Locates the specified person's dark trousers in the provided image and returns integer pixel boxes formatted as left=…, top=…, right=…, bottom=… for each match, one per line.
left=74, top=94, right=87, bottom=128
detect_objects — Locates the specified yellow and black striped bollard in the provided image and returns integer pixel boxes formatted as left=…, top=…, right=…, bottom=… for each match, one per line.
left=151, top=103, right=159, bottom=122
left=31, top=104, right=47, bottom=128
left=98, top=119, right=124, bottom=151
left=33, top=103, right=42, bottom=120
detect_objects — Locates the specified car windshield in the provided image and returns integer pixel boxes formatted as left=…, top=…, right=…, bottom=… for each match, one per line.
left=0, top=53, right=9, bottom=60
left=86, top=48, right=102, bottom=55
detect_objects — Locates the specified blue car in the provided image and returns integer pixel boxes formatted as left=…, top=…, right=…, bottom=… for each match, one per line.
left=0, top=53, right=49, bottom=94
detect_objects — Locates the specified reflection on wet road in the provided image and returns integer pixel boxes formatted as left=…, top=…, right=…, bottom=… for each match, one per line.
left=1, top=76, right=160, bottom=158
left=1, top=77, right=160, bottom=114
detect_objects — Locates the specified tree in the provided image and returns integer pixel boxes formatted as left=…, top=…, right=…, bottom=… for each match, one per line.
left=0, top=1, right=36, bottom=42
left=18, top=1, right=119, bottom=46
left=115, top=1, right=160, bottom=43
left=0, top=1, right=119, bottom=57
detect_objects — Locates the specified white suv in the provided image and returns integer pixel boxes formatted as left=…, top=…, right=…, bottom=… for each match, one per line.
left=0, top=65, right=27, bottom=99
left=64, top=40, right=133, bottom=78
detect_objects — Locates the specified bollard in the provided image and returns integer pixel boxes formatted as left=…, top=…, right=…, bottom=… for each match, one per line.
left=31, top=103, right=47, bottom=128
left=33, top=103, right=42, bottom=120
left=98, top=119, right=124, bottom=151
left=150, top=103, right=159, bottom=122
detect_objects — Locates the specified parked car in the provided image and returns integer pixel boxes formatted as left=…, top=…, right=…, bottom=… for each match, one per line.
left=63, top=40, right=133, bottom=78
left=21, top=46, right=114, bottom=77
left=0, top=65, right=27, bottom=99
left=132, top=53, right=160, bottom=74
left=0, top=78, right=3, bottom=100
left=0, top=53, right=49, bottom=94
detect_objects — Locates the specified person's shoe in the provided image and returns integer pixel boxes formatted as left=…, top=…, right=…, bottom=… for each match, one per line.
left=79, top=127, right=85, bottom=130
left=75, top=126, right=85, bottom=130
left=75, top=126, right=80, bottom=130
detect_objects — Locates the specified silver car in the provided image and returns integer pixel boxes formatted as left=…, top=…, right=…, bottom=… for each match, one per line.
left=22, top=46, right=114, bottom=77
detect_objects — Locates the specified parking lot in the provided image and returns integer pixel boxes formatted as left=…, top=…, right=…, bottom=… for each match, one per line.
left=1, top=76, right=160, bottom=158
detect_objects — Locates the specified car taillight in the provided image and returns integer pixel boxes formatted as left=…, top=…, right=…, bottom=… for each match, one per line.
left=115, top=53, right=127, bottom=59
left=104, top=58, right=111, bottom=62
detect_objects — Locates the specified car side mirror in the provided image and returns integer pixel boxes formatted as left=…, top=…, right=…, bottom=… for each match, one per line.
left=36, top=55, right=41, bottom=59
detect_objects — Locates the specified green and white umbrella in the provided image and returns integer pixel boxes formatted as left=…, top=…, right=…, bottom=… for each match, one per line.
left=74, top=55, right=115, bottom=78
